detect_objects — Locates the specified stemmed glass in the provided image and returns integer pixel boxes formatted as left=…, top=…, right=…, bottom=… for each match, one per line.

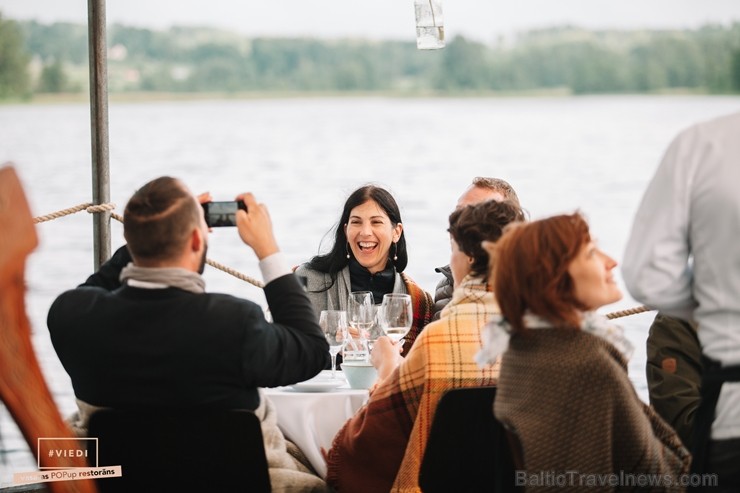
left=319, top=310, right=347, bottom=379
left=346, top=291, right=375, bottom=361
left=378, top=293, right=413, bottom=345
left=348, top=291, right=375, bottom=336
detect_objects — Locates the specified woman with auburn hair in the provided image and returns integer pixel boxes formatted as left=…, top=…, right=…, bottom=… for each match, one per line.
left=477, top=212, right=691, bottom=490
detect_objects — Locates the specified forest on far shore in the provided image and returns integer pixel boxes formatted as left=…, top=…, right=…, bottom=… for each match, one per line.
left=2, top=12, right=740, bottom=99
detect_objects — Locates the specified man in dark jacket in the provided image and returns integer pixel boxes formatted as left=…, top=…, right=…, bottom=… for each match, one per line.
left=432, top=177, right=521, bottom=320
left=48, top=176, right=329, bottom=413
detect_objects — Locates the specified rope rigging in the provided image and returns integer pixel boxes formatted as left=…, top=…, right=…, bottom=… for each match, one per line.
left=33, top=202, right=653, bottom=319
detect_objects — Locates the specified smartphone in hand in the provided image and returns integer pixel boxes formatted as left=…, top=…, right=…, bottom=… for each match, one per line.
left=201, top=200, right=247, bottom=227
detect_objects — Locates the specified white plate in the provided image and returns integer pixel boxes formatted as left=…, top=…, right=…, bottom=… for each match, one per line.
left=291, top=373, right=345, bottom=392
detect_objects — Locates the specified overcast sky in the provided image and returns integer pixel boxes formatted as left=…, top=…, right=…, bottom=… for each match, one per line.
left=2, top=0, right=740, bottom=44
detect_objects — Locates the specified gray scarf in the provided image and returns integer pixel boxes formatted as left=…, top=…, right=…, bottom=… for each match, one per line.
left=119, top=263, right=205, bottom=294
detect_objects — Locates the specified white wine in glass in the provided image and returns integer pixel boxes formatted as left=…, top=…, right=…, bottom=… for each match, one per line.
left=347, top=291, right=375, bottom=336
left=379, top=293, right=412, bottom=344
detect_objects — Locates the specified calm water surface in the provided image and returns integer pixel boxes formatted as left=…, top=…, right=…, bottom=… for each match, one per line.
left=2, top=95, right=740, bottom=483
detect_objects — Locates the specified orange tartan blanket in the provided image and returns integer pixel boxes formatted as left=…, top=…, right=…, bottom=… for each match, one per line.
left=325, top=276, right=501, bottom=492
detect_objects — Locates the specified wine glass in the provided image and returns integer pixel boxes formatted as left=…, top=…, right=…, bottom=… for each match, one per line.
left=346, top=291, right=375, bottom=361
left=378, top=293, right=413, bottom=345
left=319, top=310, right=347, bottom=379
left=347, top=291, right=375, bottom=337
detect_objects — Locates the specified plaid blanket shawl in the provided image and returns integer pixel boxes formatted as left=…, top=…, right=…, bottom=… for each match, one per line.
left=325, top=276, right=501, bottom=492
left=399, top=272, right=434, bottom=354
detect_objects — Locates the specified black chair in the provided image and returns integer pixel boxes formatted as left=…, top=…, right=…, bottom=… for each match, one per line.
left=419, top=386, right=521, bottom=493
left=86, top=408, right=270, bottom=493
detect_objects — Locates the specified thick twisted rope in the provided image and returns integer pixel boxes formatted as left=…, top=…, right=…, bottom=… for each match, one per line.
left=32, top=202, right=656, bottom=317
left=606, top=305, right=652, bottom=320
left=205, top=259, right=265, bottom=288
left=32, top=202, right=116, bottom=224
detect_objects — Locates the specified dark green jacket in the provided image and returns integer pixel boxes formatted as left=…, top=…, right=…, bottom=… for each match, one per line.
left=646, top=313, right=702, bottom=449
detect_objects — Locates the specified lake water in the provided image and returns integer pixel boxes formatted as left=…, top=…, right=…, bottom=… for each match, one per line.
left=2, top=95, right=740, bottom=484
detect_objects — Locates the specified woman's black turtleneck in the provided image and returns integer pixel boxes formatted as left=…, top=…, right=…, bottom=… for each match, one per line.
left=348, top=258, right=395, bottom=304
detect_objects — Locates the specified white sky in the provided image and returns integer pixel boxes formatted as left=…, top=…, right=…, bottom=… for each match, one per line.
left=1, top=0, right=740, bottom=44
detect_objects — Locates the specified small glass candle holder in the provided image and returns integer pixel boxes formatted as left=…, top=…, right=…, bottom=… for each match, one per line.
left=414, top=0, right=445, bottom=50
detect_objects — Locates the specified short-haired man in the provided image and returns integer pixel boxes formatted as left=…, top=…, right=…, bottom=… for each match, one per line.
left=47, top=176, right=330, bottom=490
left=432, top=177, right=520, bottom=320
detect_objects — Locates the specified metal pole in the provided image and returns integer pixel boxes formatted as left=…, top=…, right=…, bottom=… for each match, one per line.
left=87, top=0, right=111, bottom=269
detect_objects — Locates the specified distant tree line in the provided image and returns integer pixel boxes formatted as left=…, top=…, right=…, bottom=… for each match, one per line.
left=0, top=13, right=31, bottom=98
left=2, top=12, right=740, bottom=99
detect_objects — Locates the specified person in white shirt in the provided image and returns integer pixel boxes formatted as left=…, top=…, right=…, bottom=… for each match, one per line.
left=623, top=111, right=740, bottom=489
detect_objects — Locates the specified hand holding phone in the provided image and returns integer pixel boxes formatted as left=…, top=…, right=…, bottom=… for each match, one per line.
left=234, top=193, right=279, bottom=260
left=201, top=200, right=247, bottom=227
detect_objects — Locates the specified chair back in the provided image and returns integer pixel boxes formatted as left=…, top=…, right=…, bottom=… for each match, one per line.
left=86, top=408, right=270, bottom=493
left=419, top=386, right=520, bottom=493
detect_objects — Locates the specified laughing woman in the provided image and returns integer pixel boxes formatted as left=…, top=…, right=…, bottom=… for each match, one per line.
left=477, top=212, right=691, bottom=490
left=295, top=185, right=433, bottom=354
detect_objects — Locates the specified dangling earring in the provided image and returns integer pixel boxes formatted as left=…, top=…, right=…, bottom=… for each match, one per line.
left=392, top=242, right=398, bottom=261
left=346, top=242, right=351, bottom=259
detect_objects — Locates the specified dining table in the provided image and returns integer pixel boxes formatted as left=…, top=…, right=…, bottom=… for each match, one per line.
left=263, top=370, right=370, bottom=478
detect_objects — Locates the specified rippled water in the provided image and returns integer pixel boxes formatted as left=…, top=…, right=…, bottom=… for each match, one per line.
left=2, top=95, right=739, bottom=484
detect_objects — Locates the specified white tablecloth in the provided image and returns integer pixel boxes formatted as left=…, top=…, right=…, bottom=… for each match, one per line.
left=264, top=370, right=369, bottom=478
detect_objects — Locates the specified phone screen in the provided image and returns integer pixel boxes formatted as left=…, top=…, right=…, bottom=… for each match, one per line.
left=202, top=201, right=246, bottom=227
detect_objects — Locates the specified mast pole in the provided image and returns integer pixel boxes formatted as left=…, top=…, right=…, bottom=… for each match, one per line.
left=87, top=0, right=111, bottom=269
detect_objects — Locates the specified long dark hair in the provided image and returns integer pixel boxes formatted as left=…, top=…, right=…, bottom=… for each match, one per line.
left=308, top=185, right=408, bottom=281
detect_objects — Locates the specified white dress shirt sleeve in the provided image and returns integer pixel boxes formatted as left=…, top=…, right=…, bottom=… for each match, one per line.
left=622, top=126, right=699, bottom=322
left=259, top=252, right=293, bottom=285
